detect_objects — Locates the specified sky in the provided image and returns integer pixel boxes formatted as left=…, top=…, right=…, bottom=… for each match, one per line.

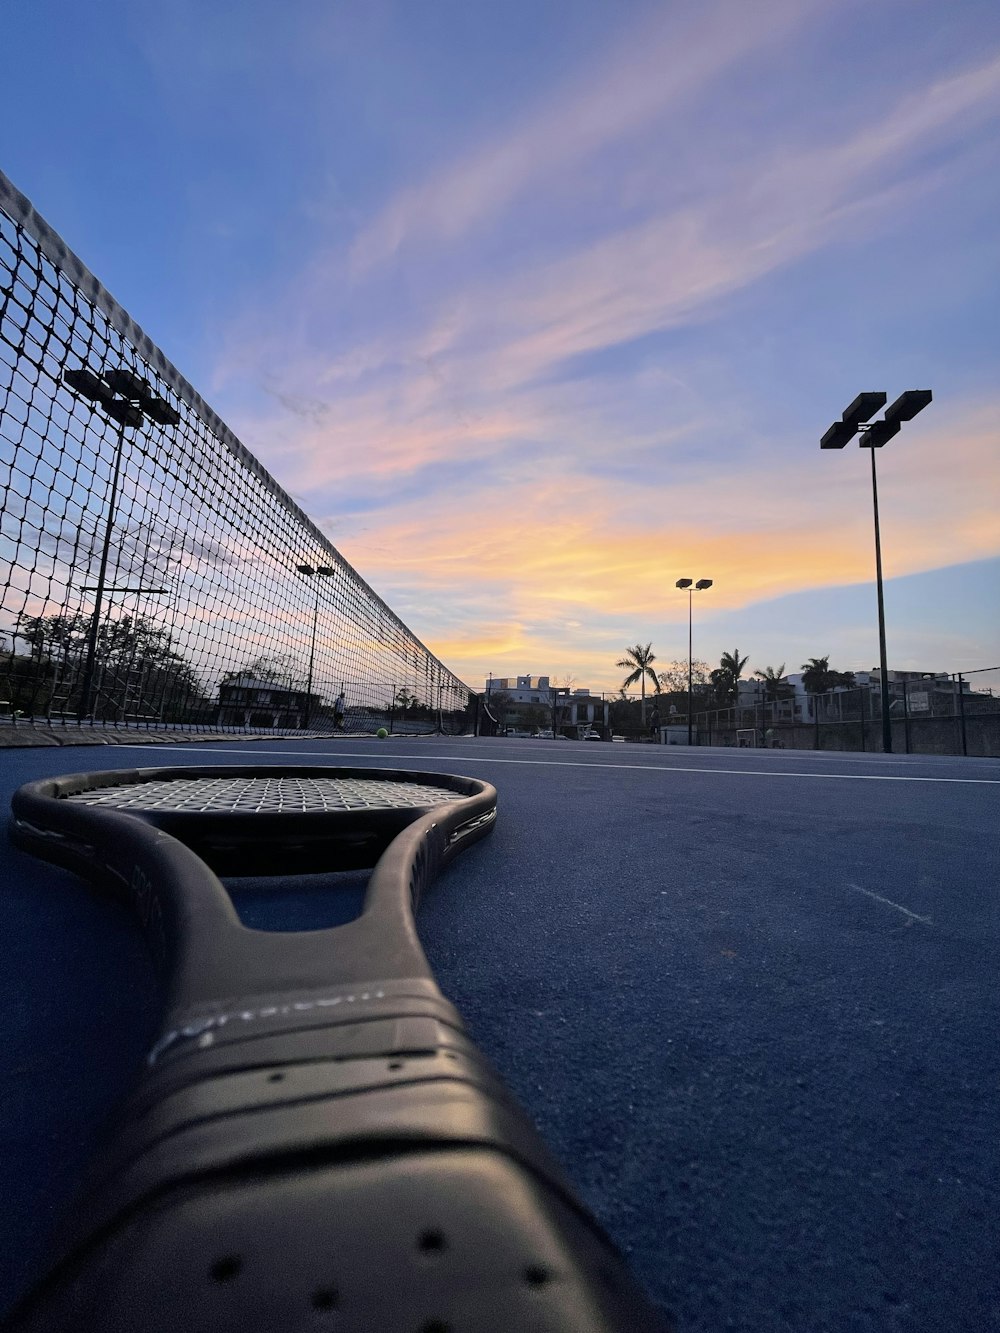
left=3, top=0, right=999, bottom=694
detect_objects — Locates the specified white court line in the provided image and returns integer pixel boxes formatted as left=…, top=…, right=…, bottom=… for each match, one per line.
left=847, top=883, right=932, bottom=925
left=116, top=745, right=1000, bottom=785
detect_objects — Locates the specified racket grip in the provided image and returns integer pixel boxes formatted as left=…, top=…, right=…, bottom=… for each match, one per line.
left=10, top=984, right=667, bottom=1331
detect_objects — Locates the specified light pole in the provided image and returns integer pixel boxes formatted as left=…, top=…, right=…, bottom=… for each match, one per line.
left=821, top=390, right=932, bottom=754
left=62, top=365, right=179, bottom=720
left=295, top=563, right=335, bottom=728
left=675, top=577, right=713, bottom=745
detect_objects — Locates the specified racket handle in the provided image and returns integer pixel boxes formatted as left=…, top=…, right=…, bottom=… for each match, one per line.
left=10, top=986, right=667, bottom=1331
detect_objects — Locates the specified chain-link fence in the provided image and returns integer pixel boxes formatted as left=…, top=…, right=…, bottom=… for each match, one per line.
left=688, top=676, right=999, bottom=757
left=481, top=679, right=999, bottom=757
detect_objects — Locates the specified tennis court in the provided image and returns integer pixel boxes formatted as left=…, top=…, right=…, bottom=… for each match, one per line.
left=3, top=734, right=998, bottom=1330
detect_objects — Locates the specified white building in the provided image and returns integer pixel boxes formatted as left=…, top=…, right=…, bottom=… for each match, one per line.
left=485, top=675, right=609, bottom=732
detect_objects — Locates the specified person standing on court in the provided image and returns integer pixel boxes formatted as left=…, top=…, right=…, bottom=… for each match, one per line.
left=649, top=704, right=660, bottom=740
left=334, top=691, right=346, bottom=730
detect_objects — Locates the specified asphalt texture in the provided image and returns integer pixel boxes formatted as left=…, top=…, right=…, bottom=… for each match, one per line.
left=1, top=735, right=998, bottom=1330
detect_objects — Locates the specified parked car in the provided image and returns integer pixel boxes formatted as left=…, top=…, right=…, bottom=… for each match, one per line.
left=534, top=728, right=555, bottom=739
left=582, top=730, right=603, bottom=741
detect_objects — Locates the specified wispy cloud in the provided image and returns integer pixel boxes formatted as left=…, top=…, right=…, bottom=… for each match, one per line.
left=349, top=0, right=824, bottom=272
left=303, top=399, right=998, bottom=684
left=384, top=52, right=1000, bottom=394
left=224, top=43, right=1000, bottom=446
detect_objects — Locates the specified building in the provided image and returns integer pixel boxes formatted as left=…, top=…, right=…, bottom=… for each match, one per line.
left=217, top=673, right=317, bottom=729
left=485, top=674, right=609, bottom=734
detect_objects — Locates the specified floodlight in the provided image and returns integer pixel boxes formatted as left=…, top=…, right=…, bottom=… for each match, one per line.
left=677, top=578, right=714, bottom=745
left=103, top=368, right=152, bottom=400
left=818, top=387, right=932, bottom=754
left=139, top=396, right=180, bottom=427
left=883, top=389, right=932, bottom=424
left=296, top=564, right=315, bottom=576
left=104, top=369, right=181, bottom=426
left=65, top=365, right=179, bottom=426
left=860, top=419, right=901, bottom=448
left=316, top=565, right=336, bottom=576
left=821, top=419, right=858, bottom=449
left=63, top=367, right=115, bottom=407
left=103, top=399, right=145, bottom=428
left=842, top=392, right=887, bottom=427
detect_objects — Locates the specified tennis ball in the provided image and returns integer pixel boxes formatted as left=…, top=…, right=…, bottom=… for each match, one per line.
left=376, top=727, right=388, bottom=739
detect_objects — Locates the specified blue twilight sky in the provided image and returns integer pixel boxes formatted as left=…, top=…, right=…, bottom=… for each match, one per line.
left=2, top=0, right=998, bottom=692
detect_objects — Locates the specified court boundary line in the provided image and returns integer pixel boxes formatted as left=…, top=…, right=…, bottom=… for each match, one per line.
left=847, top=883, right=933, bottom=924
left=114, top=745, right=1000, bottom=786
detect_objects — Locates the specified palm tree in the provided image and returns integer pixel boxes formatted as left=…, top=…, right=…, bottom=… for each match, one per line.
left=800, top=656, right=832, bottom=693
left=617, top=642, right=660, bottom=724
left=754, top=663, right=788, bottom=703
left=711, top=648, right=749, bottom=706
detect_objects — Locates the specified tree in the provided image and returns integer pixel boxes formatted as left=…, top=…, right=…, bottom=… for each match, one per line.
left=485, top=689, right=511, bottom=731
left=616, top=642, right=660, bottom=723
left=710, top=648, right=749, bottom=707
left=754, top=664, right=792, bottom=703
left=18, top=612, right=203, bottom=719
left=800, top=656, right=856, bottom=694
left=657, top=659, right=711, bottom=693
left=222, top=652, right=301, bottom=687
left=523, top=704, right=548, bottom=733
left=609, top=693, right=642, bottom=735
left=800, top=656, right=832, bottom=693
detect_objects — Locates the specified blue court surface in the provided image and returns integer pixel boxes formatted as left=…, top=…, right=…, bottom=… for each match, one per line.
left=2, top=736, right=998, bottom=1330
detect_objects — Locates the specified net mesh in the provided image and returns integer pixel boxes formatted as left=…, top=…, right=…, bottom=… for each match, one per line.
left=64, top=775, right=463, bottom=813
left=0, top=171, right=474, bottom=736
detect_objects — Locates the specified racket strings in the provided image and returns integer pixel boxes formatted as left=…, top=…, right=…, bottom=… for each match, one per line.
left=62, top=775, right=463, bottom=813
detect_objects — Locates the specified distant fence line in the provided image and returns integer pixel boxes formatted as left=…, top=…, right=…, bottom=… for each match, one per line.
left=688, top=680, right=999, bottom=758
left=483, top=679, right=999, bottom=758
left=0, top=169, right=473, bottom=737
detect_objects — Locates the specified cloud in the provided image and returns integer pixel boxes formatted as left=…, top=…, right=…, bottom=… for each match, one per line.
left=310, top=397, right=998, bottom=684
left=222, top=42, right=1000, bottom=473
left=386, top=52, right=1000, bottom=395
left=349, top=0, right=823, bottom=272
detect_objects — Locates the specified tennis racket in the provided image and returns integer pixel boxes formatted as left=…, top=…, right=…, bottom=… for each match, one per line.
left=8, top=765, right=664, bottom=1331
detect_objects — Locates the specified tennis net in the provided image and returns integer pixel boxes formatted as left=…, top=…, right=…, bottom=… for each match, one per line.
left=0, top=170, right=474, bottom=736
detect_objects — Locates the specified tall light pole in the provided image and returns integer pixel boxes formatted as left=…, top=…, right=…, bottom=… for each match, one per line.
left=295, top=563, right=335, bottom=728
left=676, top=577, right=713, bottom=745
left=821, top=390, right=932, bottom=754
left=62, top=366, right=179, bottom=720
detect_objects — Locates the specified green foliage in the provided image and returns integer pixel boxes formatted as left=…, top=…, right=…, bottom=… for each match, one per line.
left=616, top=642, right=660, bottom=721
left=11, top=612, right=204, bottom=719
left=657, top=659, right=710, bottom=692
left=393, top=689, right=433, bottom=719
left=710, top=648, right=749, bottom=706
left=522, top=704, right=548, bottom=731
left=800, top=656, right=857, bottom=693
left=485, top=689, right=511, bottom=724
left=222, top=652, right=301, bottom=687
left=754, top=664, right=793, bottom=702
left=609, top=694, right=643, bottom=734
